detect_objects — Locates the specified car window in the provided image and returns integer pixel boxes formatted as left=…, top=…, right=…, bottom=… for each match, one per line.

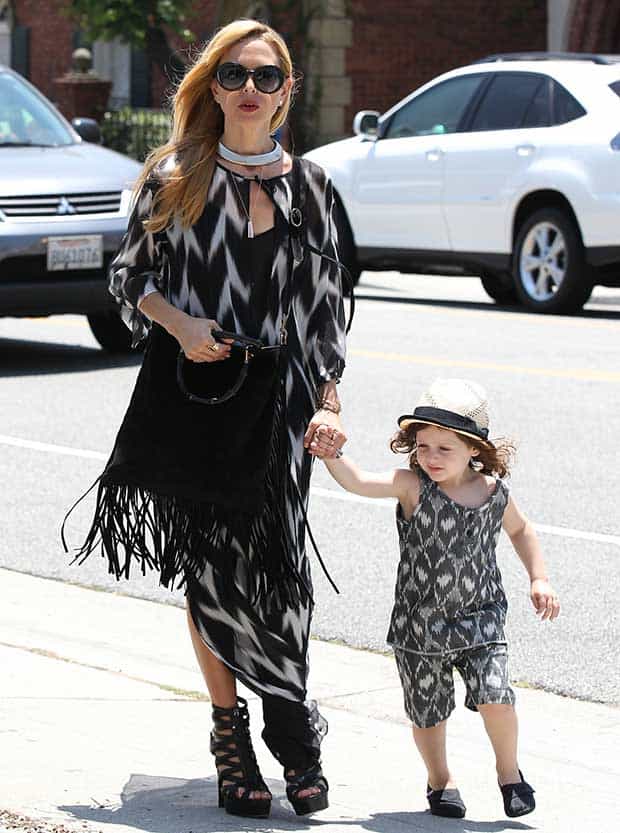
left=470, top=73, right=544, bottom=131
left=383, top=75, right=485, bottom=139
left=552, top=81, right=586, bottom=124
left=0, top=73, right=73, bottom=146
left=522, top=78, right=551, bottom=128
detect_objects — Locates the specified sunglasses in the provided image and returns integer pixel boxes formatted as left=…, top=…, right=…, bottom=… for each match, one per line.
left=215, top=62, right=285, bottom=94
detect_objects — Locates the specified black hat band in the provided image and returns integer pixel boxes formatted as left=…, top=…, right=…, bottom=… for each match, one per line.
left=404, top=406, right=489, bottom=440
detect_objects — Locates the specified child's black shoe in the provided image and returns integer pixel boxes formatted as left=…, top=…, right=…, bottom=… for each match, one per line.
left=426, top=785, right=466, bottom=818
left=499, top=770, right=536, bottom=817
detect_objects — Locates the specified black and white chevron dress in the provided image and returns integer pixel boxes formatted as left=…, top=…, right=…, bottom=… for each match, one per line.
left=78, top=158, right=346, bottom=703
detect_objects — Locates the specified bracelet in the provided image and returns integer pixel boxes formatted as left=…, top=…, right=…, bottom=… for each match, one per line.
left=316, top=399, right=341, bottom=415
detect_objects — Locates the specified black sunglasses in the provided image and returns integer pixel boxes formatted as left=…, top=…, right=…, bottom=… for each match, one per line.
left=215, top=62, right=285, bottom=94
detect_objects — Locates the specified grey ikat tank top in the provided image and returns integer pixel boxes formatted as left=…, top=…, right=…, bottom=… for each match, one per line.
left=387, top=467, right=510, bottom=655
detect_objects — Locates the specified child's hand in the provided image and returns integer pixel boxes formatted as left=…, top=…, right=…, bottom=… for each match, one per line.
left=304, top=413, right=346, bottom=458
left=530, top=579, right=560, bottom=621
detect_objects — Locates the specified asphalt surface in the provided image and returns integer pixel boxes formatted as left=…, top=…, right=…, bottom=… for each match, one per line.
left=1, top=272, right=619, bottom=706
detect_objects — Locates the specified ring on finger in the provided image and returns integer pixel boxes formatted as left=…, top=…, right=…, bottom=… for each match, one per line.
left=209, top=343, right=219, bottom=353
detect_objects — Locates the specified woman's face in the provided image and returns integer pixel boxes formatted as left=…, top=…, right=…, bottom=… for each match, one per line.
left=211, top=37, right=292, bottom=132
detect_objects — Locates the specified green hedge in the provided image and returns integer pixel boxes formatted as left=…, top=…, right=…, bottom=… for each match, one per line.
left=101, top=108, right=171, bottom=161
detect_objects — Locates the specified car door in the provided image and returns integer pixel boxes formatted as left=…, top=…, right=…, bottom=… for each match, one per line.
left=441, top=72, right=551, bottom=254
left=351, top=73, right=486, bottom=251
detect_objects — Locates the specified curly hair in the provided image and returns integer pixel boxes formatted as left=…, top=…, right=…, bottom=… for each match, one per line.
left=390, top=422, right=516, bottom=479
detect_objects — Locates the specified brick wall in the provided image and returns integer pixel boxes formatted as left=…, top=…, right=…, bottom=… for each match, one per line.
left=13, top=0, right=75, bottom=101
left=344, top=0, right=547, bottom=131
left=150, top=0, right=217, bottom=109
left=568, top=0, right=620, bottom=51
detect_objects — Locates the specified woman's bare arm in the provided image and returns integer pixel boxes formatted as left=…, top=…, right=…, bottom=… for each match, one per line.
left=138, top=292, right=231, bottom=362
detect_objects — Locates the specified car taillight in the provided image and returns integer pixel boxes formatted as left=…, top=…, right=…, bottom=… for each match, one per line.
left=611, top=132, right=620, bottom=151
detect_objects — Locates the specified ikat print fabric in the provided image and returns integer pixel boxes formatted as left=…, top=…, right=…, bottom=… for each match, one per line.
left=387, top=467, right=510, bottom=655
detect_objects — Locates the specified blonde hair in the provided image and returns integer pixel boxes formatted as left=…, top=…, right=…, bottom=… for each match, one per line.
left=137, top=19, right=294, bottom=232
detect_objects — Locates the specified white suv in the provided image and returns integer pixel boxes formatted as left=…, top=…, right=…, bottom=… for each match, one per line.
left=305, top=53, right=620, bottom=314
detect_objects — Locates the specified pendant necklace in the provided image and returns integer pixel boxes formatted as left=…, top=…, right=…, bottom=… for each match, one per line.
left=229, top=167, right=264, bottom=239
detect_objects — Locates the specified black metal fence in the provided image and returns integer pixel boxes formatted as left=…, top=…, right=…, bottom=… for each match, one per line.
left=101, top=108, right=171, bottom=161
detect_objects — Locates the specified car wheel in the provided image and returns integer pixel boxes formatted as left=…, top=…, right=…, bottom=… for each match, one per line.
left=512, top=208, right=592, bottom=314
left=87, top=310, right=134, bottom=353
left=480, top=273, right=518, bottom=305
left=332, top=196, right=361, bottom=293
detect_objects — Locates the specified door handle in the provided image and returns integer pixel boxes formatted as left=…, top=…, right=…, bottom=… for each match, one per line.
left=515, top=144, right=535, bottom=157
left=426, top=148, right=443, bottom=162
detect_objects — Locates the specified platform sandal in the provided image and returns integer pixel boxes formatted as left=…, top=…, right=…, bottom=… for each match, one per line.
left=285, top=764, right=329, bottom=816
left=210, top=697, right=271, bottom=818
left=426, top=785, right=466, bottom=818
left=499, top=770, right=535, bottom=817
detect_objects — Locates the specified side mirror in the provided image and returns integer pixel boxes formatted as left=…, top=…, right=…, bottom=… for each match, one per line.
left=352, top=110, right=380, bottom=138
left=72, top=117, right=102, bottom=144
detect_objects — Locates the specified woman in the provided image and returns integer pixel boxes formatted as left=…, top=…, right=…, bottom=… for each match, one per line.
left=65, top=19, right=348, bottom=820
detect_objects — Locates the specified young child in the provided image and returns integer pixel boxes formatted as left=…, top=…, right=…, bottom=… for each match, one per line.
left=309, top=378, right=560, bottom=820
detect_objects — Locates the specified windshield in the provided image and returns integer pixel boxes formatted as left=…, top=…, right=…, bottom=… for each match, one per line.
left=0, top=72, right=73, bottom=147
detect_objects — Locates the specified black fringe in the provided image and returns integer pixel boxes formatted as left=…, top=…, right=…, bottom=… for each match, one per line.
left=62, top=383, right=314, bottom=610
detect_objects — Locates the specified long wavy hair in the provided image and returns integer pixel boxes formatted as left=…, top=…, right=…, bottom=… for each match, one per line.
left=390, top=423, right=516, bottom=479
left=136, top=19, right=294, bottom=233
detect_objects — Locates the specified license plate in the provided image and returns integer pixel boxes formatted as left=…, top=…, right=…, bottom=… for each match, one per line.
left=47, top=235, right=103, bottom=271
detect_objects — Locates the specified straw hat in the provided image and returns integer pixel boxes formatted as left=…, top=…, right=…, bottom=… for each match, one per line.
left=398, top=378, right=494, bottom=447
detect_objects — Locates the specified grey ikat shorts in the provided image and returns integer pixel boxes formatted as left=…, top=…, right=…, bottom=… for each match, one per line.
left=393, top=643, right=515, bottom=728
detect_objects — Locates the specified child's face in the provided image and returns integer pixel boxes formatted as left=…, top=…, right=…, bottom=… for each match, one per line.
left=415, top=425, right=478, bottom=483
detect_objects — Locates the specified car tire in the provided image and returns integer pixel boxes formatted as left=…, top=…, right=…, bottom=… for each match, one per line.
left=480, top=273, right=518, bottom=305
left=512, top=208, right=593, bottom=314
left=87, top=310, right=134, bottom=353
left=332, top=196, right=361, bottom=293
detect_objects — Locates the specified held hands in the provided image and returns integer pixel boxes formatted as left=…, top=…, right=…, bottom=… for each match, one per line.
left=530, top=578, right=560, bottom=621
left=173, top=315, right=232, bottom=363
left=304, top=410, right=347, bottom=459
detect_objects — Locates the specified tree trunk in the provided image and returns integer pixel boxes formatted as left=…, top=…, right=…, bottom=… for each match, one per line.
left=214, top=1, right=260, bottom=26
left=145, top=23, right=187, bottom=83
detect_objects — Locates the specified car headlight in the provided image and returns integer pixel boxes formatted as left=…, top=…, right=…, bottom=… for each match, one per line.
left=119, top=188, right=136, bottom=217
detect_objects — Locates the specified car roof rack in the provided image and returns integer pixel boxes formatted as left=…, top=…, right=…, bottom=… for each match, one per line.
left=476, top=52, right=620, bottom=65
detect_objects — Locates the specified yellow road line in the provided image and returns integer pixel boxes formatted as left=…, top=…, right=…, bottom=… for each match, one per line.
left=358, top=293, right=620, bottom=330
left=350, top=348, right=620, bottom=383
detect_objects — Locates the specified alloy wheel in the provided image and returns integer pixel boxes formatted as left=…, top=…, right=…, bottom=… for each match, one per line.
left=519, top=221, right=567, bottom=302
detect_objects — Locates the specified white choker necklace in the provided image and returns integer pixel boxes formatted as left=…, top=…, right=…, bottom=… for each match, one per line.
left=218, top=139, right=282, bottom=167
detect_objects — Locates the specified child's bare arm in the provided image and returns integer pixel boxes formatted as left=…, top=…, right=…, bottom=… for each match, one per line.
left=324, top=454, right=418, bottom=503
left=503, top=497, right=560, bottom=621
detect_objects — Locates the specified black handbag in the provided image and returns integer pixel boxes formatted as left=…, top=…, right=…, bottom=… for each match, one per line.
left=176, top=329, right=283, bottom=405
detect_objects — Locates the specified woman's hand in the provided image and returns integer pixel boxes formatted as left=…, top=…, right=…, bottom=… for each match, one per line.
left=172, top=315, right=232, bottom=363
left=530, top=579, right=560, bottom=621
left=304, top=410, right=347, bottom=458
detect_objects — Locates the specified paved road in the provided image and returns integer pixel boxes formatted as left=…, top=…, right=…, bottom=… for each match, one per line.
left=1, top=273, right=619, bottom=706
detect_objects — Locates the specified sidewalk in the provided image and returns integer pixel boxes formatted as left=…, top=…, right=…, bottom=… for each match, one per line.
left=1, top=567, right=617, bottom=833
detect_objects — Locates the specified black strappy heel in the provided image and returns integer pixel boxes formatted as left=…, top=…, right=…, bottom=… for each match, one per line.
left=285, top=764, right=329, bottom=815
left=210, top=697, right=271, bottom=818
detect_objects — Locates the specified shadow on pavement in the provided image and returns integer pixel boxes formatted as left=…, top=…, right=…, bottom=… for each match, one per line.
left=354, top=292, right=620, bottom=321
left=362, top=811, right=534, bottom=832
left=0, top=337, right=142, bottom=377
left=59, top=773, right=536, bottom=833
left=60, top=774, right=323, bottom=833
